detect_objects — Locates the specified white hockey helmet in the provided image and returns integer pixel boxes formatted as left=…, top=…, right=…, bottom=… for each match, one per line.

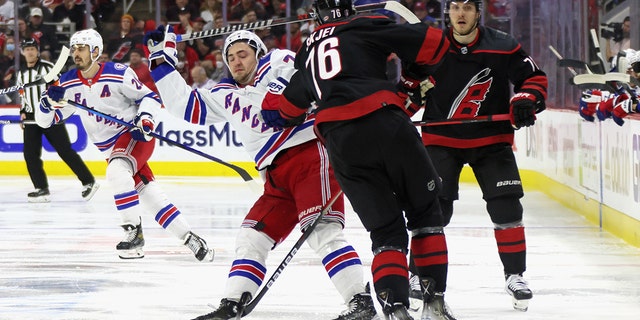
left=70, top=29, right=103, bottom=61
left=222, top=30, right=267, bottom=68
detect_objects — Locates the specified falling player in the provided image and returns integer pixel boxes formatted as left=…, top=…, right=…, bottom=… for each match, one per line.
left=144, top=26, right=377, bottom=320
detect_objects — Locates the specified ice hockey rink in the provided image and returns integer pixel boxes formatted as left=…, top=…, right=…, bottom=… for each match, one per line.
left=1, top=176, right=639, bottom=320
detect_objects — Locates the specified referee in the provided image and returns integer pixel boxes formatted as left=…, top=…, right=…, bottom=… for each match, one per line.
left=18, top=38, right=99, bottom=202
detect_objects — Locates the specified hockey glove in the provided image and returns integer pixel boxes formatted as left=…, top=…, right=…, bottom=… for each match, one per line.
left=260, top=110, right=287, bottom=128
left=396, top=71, right=426, bottom=116
left=261, top=91, right=281, bottom=111
left=509, top=92, right=537, bottom=129
left=131, top=112, right=155, bottom=141
left=579, top=90, right=602, bottom=122
left=598, top=93, right=637, bottom=126
left=144, top=25, right=179, bottom=70
left=40, top=85, right=67, bottom=111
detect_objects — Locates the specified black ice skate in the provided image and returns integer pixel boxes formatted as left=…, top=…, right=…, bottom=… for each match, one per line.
left=421, top=277, right=456, bottom=320
left=376, top=289, right=414, bottom=320
left=27, top=188, right=50, bottom=203
left=116, top=223, right=144, bottom=259
left=183, top=231, right=215, bottom=262
left=81, top=182, right=99, bottom=201
left=334, top=283, right=378, bottom=320
left=505, top=274, right=532, bottom=311
left=191, top=298, right=240, bottom=320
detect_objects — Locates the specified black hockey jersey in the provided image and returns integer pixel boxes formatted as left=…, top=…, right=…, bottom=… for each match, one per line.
left=280, top=13, right=448, bottom=124
left=422, top=26, right=548, bottom=148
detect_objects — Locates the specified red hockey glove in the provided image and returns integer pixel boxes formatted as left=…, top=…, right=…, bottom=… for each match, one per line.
left=579, top=90, right=602, bottom=122
left=509, top=92, right=537, bottom=129
left=598, top=93, right=637, bottom=126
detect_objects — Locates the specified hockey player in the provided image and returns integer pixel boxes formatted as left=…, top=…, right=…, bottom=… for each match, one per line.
left=18, top=37, right=99, bottom=203
left=34, top=29, right=214, bottom=262
left=144, top=27, right=377, bottom=320
left=416, top=0, right=548, bottom=312
left=263, top=0, right=454, bottom=319
left=579, top=50, right=640, bottom=126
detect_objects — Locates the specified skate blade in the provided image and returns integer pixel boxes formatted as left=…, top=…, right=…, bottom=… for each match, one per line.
left=201, top=248, right=215, bottom=262
left=408, top=296, right=421, bottom=312
left=118, top=248, right=144, bottom=259
left=28, top=196, right=50, bottom=203
left=82, top=183, right=100, bottom=201
left=512, top=298, right=529, bottom=312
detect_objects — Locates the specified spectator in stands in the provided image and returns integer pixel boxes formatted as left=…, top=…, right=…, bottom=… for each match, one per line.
left=106, top=13, right=143, bottom=63
left=200, top=0, right=221, bottom=30
left=127, top=48, right=157, bottom=93
left=173, top=6, right=195, bottom=35
left=425, top=0, right=442, bottom=20
left=27, top=7, right=58, bottom=61
left=189, top=16, right=215, bottom=60
left=167, top=0, right=199, bottom=23
left=175, top=38, right=200, bottom=85
left=16, top=18, right=29, bottom=40
left=230, top=0, right=268, bottom=21
left=201, top=48, right=225, bottom=83
left=52, top=0, right=86, bottom=32
left=276, top=21, right=302, bottom=52
left=0, top=0, right=15, bottom=31
left=19, top=0, right=52, bottom=22
left=190, top=65, right=216, bottom=89
left=98, top=52, right=110, bottom=63
left=413, top=1, right=439, bottom=27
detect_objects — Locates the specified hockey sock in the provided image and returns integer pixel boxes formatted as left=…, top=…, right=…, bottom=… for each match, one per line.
left=410, top=231, right=448, bottom=293
left=495, top=225, right=527, bottom=275
left=371, top=249, right=409, bottom=306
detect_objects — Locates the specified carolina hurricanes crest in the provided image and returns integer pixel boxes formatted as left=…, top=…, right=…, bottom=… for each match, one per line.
left=447, top=68, right=492, bottom=118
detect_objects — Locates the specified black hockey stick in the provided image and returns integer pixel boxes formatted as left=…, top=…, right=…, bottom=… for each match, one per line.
left=557, top=59, right=594, bottom=74
left=412, top=114, right=511, bottom=126
left=176, top=1, right=409, bottom=42
left=239, top=190, right=343, bottom=317
left=549, top=45, right=579, bottom=76
left=63, top=99, right=262, bottom=192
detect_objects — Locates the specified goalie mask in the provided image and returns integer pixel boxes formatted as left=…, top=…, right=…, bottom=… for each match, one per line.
left=313, top=0, right=356, bottom=25
left=70, top=29, right=104, bottom=62
left=223, top=30, right=268, bottom=69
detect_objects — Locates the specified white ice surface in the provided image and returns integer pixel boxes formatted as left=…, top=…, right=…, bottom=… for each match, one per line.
left=1, top=176, right=639, bottom=320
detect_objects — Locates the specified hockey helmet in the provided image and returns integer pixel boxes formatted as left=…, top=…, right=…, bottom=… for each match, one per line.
left=20, top=37, right=39, bottom=50
left=312, top=0, right=356, bottom=25
left=444, top=0, right=483, bottom=14
left=70, top=29, right=104, bottom=60
left=222, top=30, right=268, bottom=68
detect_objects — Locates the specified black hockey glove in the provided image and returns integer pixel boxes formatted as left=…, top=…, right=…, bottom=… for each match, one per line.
left=397, top=72, right=426, bottom=116
left=509, top=92, right=537, bottom=129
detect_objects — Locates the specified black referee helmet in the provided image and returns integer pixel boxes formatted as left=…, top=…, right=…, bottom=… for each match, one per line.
left=20, top=37, right=39, bottom=50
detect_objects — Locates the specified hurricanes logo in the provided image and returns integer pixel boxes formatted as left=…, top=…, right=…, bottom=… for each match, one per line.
left=448, top=68, right=493, bottom=118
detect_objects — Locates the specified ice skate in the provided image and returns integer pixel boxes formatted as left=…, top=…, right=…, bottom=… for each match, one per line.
left=377, top=289, right=414, bottom=320
left=184, top=231, right=215, bottom=262
left=27, top=188, right=50, bottom=203
left=116, top=223, right=144, bottom=259
left=81, top=182, right=99, bottom=201
left=334, top=283, right=378, bottom=320
left=408, top=272, right=422, bottom=311
left=191, top=298, right=240, bottom=320
left=420, top=277, right=456, bottom=320
left=505, top=274, right=532, bottom=311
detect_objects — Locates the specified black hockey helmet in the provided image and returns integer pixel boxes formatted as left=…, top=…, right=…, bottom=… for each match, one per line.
left=20, top=37, right=39, bottom=50
left=444, top=0, right=483, bottom=13
left=313, top=0, right=356, bottom=25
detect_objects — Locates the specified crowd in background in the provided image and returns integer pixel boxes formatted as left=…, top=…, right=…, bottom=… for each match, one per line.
left=0, top=0, right=531, bottom=105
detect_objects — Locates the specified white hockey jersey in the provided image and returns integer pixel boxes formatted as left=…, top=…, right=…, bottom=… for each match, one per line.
left=152, top=48, right=316, bottom=170
left=35, top=62, right=162, bottom=157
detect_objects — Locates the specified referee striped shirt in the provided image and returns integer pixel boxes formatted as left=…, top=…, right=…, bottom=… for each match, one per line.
left=18, top=59, right=54, bottom=116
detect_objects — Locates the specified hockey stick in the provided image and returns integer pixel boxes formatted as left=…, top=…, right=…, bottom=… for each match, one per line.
left=239, top=190, right=344, bottom=317
left=0, top=46, right=70, bottom=96
left=549, top=45, right=578, bottom=76
left=557, top=59, right=594, bottom=74
left=412, top=113, right=511, bottom=126
left=63, top=99, right=261, bottom=191
left=0, top=119, right=36, bottom=125
left=571, top=73, right=640, bottom=87
left=176, top=1, right=416, bottom=42
left=590, top=28, right=608, bottom=74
